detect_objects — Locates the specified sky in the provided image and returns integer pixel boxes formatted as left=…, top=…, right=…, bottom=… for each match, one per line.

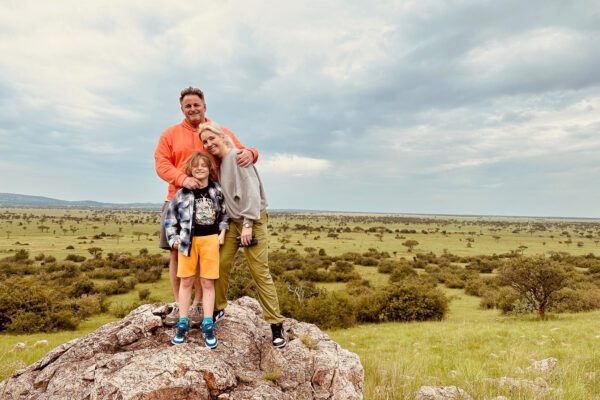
left=1, top=1, right=599, bottom=217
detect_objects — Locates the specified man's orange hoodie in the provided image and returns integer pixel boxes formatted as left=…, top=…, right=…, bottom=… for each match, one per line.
left=154, top=118, right=258, bottom=201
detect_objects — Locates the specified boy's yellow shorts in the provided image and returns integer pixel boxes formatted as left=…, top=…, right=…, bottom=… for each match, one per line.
left=177, top=234, right=220, bottom=279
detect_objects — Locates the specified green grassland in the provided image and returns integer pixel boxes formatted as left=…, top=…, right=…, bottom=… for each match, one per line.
left=1, top=208, right=600, bottom=399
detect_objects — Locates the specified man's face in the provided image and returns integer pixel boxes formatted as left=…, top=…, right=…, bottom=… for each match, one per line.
left=180, top=95, right=206, bottom=127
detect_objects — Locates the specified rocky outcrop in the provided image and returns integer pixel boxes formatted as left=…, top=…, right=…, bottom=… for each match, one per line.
left=0, top=297, right=363, bottom=400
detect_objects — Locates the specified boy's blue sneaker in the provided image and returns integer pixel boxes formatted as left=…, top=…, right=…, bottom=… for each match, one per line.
left=202, top=322, right=218, bottom=349
left=171, top=321, right=189, bottom=345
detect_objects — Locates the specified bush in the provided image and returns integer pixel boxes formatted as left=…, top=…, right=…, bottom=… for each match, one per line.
left=72, top=294, right=105, bottom=318
left=44, top=255, right=56, bottom=264
left=70, top=277, right=95, bottom=297
left=389, top=265, right=418, bottom=283
left=380, top=284, right=448, bottom=322
left=331, top=261, right=353, bottom=273
left=0, top=276, right=82, bottom=332
left=138, top=288, right=151, bottom=301
left=465, top=277, right=497, bottom=297
left=480, top=287, right=518, bottom=310
left=550, top=287, right=600, bottom=313
left=65, top=254, right=86, bottom=262
left=297, top=292, right=356, bottom=329
left=135, top=266, right=162, bottom=283
left=356, top=282, right=448, bottom=323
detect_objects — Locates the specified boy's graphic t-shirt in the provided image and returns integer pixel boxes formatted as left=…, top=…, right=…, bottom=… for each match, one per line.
left=192, top=186, right=219, bottom=236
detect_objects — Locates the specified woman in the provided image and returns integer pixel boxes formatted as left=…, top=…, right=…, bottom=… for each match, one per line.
left=199, top=121, right=286, bottom=348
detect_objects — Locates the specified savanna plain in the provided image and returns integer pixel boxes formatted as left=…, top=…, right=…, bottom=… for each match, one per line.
left=1, top=207, right=600, bottom=399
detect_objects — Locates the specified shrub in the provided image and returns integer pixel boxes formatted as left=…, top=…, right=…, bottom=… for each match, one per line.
left=70, top=277, right=95, bottom=297
left=550, top=287, right=600, bottom=313
left=44, top=255, right=56, bottom=264
left=138, top=288, right=151, bottom=301
left=331, top=260, right=353, bottom=273
left=465, top=277, right=497, bottom=297
left=389, top=265, right=417, bottom=283
left=135, top=266, right=162, bottom=283
left=380, top=283, right=448, bottom=322
left=65, top=254, right=86, bottom=262
left=356, top=282, right=448, bottom=323
left=72, top=294, right=105, bottom=318
left=297, top=292, right=356, bottom=329
left=0, top=276, right=81, bottom=332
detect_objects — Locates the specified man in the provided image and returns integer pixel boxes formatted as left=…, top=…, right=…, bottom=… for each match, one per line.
left=155, top=87, right=257, bottom=326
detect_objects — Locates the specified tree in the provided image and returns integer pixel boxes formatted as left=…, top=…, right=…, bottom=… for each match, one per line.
left=87, top=247, right=103, bottom=259
left=402, top=240, right=419, bottom=252
left=498, top=256, right=569, bottom=319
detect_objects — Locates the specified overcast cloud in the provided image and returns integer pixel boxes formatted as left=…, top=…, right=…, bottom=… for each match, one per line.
left=1, top=0, right=599, bottom=217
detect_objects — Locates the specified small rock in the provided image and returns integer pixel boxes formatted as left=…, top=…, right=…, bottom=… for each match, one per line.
left=489, top=353, right=499, bottom=358
left=488, top=376, right=551, bottom=395
left=33, top=340, right=48, bottom=347
left=415, top=386, right=473, bottom=400
left=449, top=370, right=459, bottom=377
left=527, top=357, right=557, bottom=375
left=10, top=342, right=26, bottom=352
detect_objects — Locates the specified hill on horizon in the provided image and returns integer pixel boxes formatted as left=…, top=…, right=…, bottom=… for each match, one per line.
left=0, top=193, right=162, bottom=209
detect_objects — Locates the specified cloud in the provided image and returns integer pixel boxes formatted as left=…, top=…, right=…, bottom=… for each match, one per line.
left=0, top=0, right=599, bottom=216
left=259, top=154, right=332, bottom=177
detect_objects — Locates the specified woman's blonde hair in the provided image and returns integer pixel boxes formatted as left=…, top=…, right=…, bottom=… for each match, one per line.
left=198, top=121, right=234, bottom=148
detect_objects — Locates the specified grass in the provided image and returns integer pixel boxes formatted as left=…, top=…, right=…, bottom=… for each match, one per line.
left=327, top=293, right=600, bottom=399
left=1, top=208, right=600, bottom=398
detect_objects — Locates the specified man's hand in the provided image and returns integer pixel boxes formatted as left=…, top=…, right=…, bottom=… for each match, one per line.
left=173, top=239, right=181, bottom=250
left=218, top=229, right=226, bottom=245
left=236, top=149, right=253, bottom=168
left=182, top=176, right=203, bottom=189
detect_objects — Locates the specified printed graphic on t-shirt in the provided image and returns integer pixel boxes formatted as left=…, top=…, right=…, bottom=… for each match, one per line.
left=195, top=197, right=216, bottom=225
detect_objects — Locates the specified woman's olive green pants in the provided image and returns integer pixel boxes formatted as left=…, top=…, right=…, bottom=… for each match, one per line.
left=214, top=212, right=284, bottom=324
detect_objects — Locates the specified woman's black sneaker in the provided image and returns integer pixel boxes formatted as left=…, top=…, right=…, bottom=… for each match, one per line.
left=270, top=322, right=286, bottom=348
left=213, top=309, right=225, bottom=322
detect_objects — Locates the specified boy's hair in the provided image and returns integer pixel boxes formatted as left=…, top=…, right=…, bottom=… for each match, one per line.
left=179, top=87, right=205, bottom=104
left=198, top=121, right=234, bottom=148
left=184, top=152, right=216, bottom=178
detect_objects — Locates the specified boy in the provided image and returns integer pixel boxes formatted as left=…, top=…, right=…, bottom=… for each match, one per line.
left=164, top=152, right=228, bottom=347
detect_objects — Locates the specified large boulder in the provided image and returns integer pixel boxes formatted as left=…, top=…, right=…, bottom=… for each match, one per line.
left=0, top=297, right=363, bottom=399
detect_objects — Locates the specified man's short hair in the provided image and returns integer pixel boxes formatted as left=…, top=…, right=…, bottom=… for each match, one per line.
left=179, top=87, right=205, bottom=104
left=184, top=152, right=217, bottom=178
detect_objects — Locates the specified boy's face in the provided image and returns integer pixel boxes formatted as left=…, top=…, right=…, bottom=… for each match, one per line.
left=191, top=159, right=210, bottom=182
